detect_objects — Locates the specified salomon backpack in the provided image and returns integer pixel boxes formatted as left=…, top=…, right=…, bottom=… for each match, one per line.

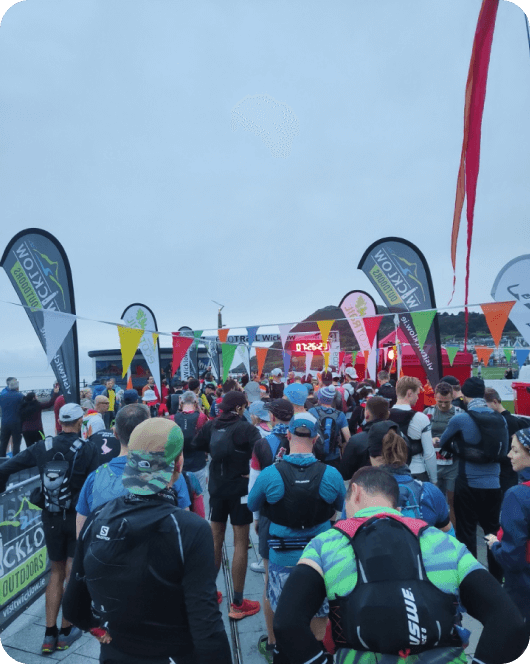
left=40, top=436, right=84, bottom=513
left=313, top=407, right=342, bottom=462
left=450, top=410, right=508, bottom=464
left=174, top=412, right=200, bottom=455
left=91, top=463, right=127, bottom=511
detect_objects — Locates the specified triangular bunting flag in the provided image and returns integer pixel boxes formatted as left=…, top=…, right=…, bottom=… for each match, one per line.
left=363, top=316, right=384, bottom=349
left=171, top=332, right=194, bottom=376
left=339, top=351, right=346, bottom=373
left=126, top=369, right=133, bottom=390
left=515, top=348, right=530, bottom=368
left=218, top=328, right=229, bottom=343
left=283, top=351, right=291, bottom=375
left=305, top=352, right=313, bottom=376
left=193, top=330, right=204, bottom=348
left=40, top=310, right=77, bottom=364
left=278, top=324, right=292, bottom=349
left=246, top=326, right=259, bottom=349
left=480, top=302, right=516, bottom=347
left=474, top=346, right=494, bottom=366
left=238, top=344, right=250, bottom=376
left=363, top=350, right=370, bottom=366
left=317, top=320, right=334, bottom=348
left=118, top=326, right=145, bottom=378
left=323, top=351, right=330, bottom=371
left=352, top=351, right=358, bottom=366
left=221, top=343, right=238, bottom=382
left=503, top=348, right=512, bottom=364
left=410, top=310, right=437, bottom=352
left=256, top=347, right=268, bottom=377
left=445, top=346, right=459, bottom=367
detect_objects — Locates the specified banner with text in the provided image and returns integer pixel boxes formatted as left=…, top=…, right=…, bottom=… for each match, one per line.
left=1, top=229, right=80, bottom=402
left=121, top=304, right=162, bottom=396
left=339, top=291, right=378, bottom=380
left=492, top=255, right=530, bottom=347
left=358, top=238, right=442, bottom=386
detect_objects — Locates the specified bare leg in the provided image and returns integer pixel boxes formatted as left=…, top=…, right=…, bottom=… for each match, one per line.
left=210, top=521, right=227, bottom=574
left=60, top=557, right=74, bottom=628
left=45, top=560, right=66, bottom=627
left=310, top=616, right=329, bottom=641
left=232, top=524, right=250, bottom=595
left=263, top=559, right=275, bottom=645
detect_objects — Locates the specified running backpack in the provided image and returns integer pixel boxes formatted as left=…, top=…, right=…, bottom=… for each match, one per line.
left=331, top=515, right=459, bottom=656
left=39, top=436, right=84, bottom=513
left=313, top=407, right=342, bottom=462
left=266, top=432, right=290, bottom=462
left=398, top=479, right=424, bottom=520
left=91, top=463, right=127, bottom=511
left=209, top=424, right=235, bottom=462
left=450, top=410, right=508, bottom=464
left=174, top=412, right=200, bottom=455
left=389, top=409, right=423, bottom=461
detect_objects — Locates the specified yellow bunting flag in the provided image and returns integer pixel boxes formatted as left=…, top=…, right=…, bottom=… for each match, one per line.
left=218, top=328, right=229, bottom=343
left=118, top=326, right=144, bottom=378
left=323, top=351, right=330, bottom=371
left=317, top=320, right=335, bottom=348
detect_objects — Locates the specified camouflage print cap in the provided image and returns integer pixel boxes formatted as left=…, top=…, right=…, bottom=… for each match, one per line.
left=122, top=418, right=184, bottom=496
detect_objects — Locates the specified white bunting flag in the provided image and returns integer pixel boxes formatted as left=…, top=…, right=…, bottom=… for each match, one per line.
left=40, top=310, right=77, bottom=365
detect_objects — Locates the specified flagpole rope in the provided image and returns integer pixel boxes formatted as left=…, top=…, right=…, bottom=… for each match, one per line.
left=0, top=298, right=517, bottom=347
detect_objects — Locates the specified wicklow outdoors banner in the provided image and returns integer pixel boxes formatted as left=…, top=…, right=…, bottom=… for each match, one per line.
left=121, top=304, right=162, bottom=397
left=179, top=326, right=196, bottom=380
left=339, top=291, right=378, bottom=379
left=358, top=237, right=442, bottom=387
left=491, top=255, right=530, bottom=347
left=0, top=229, right=80, bottom=402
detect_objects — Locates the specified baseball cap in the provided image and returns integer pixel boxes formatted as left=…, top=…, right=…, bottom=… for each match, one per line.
left=284, top=383, right=308, bottom=407
left=367, top=420, right=400, bottom=457
left=271, top=368, right=282, bottom=377
left=59, top=403, right=84, bottom=422
left=123, top=389, right=140, bottom=405
left=249, top=400, right=270, bottom=422
left=265, top=398, right=294, bottom=422
left=317, top=385, right=336, bottom=406
left=122, top=418, right=184, bottom=496
left=442, top=375, right=460, bottom=387
left=345, top=367, right=358, bottom=379
left=461, top=377, right=485, bottom=399
left=142, top=389, right=157, bottom=402
left=289, top=412, right=318, bottom=438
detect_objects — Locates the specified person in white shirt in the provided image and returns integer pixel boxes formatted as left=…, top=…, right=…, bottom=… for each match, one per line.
left=389, top=376, right=437, bottom=484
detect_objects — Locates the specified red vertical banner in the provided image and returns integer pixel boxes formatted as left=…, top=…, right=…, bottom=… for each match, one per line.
left=171, top=332, right=194, bottom=376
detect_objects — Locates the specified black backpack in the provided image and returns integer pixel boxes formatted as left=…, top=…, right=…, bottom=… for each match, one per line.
left=313, top=407, right=343, bottom=462
left=174, top=412, right=200, bottom=455
left=389, top=409, right=423, bottom=461
left=331, top=516, right=459, bottom=656
left=209, top=423, right=236, bottom=462
left=450, top=410, right=508, bottom=464
left=31, top=436, right=84, bottom=513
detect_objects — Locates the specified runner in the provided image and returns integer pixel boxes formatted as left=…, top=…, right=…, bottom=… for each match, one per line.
left=308, top=386, right=350, bottom=469
left=174, top=391, right=209, bottom=492
left=484, top=387, right=521, bottom=494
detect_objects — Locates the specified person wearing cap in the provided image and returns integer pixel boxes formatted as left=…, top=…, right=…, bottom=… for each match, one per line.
left=122, top=388, right=140, bottom=406
left=439, top=377, right=509, bottom=581
left=274, top=466, right=528, bottom=664
left=249, top=400, right=272, bottom=438
left=63, top=418, right=232, bottom=664
left=308, top=385, right=351, bottom=468
left=0, top=402, right=100, bottom=654
left=486, top=427, right=530, bottom=634
left=339, top=396, right=390, bottom=483
left=248, top=412, right=345, bottom=664
left=284, top=383, right=309, bottom=414
left=270, top=368, right=285, bottom=399
left=192, top=390, right=262, bottom=619
left=443, top=375, right=467, bottom=412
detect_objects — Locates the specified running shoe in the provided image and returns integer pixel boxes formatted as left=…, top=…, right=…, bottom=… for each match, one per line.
left=41, top=634, right=57, bottom=654
left=228, top=598, right=261, bottom=620
left=250, top=561, right=265, bottom=573
left=217, top=591, right=223, bottom=604
left=56, top=626, right=82, bottom=651
left=257, top=635, right=274, bottom=664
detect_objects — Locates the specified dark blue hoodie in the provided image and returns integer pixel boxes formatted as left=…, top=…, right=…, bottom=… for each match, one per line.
left=0, top=388, right=23, bottom=425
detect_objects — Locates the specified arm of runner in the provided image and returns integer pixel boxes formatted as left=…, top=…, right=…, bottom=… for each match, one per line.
left=247, top=465, right=273, bottom=513
left=460, top=568, right=528, bottom=664
left=181, top=519, right=233, bottom=664
left=419, top=423, right=437, bottom=484
left=0, top=446, right=39, bottom=493
left=489, top=490, right=529, bottom=572
left=273, top=563, right=329, bottom=664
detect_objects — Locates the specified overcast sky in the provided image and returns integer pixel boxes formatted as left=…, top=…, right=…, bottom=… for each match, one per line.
left=0, top=0, right=529, bottom=387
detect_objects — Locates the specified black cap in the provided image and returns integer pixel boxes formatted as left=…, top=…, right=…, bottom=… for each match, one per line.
left=441, top=375, right=459, bottom=387
left=172, top=378, right=184, bottom=388
left=367, top=420, right=399, bottom=458
left=265, top=398, right=294, bottom=422
left=461, top=377, right=485, bottom=399
left=220, top=391, right=248, bottom=412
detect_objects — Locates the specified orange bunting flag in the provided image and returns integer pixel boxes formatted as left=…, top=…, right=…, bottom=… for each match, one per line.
left=480, top=301, right=515, bottom=347
left=218, top=328, right=229, bottom=343
left=256, top=347, right=268, bottom=377
left=363, top=350, right=370, bottom=366
left=474, top=345, right=494, bottom=366
left=317, top=320, right=335, bottom=349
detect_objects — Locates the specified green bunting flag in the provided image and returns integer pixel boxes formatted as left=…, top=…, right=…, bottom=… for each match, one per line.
left=410, top=310, right=437, bottom=352
left=445, top=346, right=459, bottom=367
left=503, top=347, right=512, bottom=364
left=352, top=351, right=358, bottom=365
left=221, top=343, right=238, bottom=381
left=193, top=330, right=204, bottom=348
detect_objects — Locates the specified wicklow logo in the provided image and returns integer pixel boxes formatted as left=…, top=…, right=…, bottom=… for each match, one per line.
left=368, top=248, right=427, bottom=311
left=10, top=241, right=65, bottom=312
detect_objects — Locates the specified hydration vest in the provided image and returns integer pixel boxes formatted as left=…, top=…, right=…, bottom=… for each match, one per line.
left=262, top=460, right=336, bottom=530
left=389, top=409, right=423, bottom=460
left=450, top=410, right=508, bottom=464
left=330, top=514, right=459, bottom=657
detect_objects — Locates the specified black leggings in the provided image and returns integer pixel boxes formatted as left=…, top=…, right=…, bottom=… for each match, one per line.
left=0, top=423, right=22, bottom=457
left=23, top=430, right=44, bottom=448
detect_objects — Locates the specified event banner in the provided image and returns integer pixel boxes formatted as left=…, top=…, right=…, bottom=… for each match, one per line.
left=1, top=229, right=80, bottom=402
left=0, top=475, right=50, bottom=632
left=339, top=290, right=378, bottom=379
left=491, top=255, right=530, bottom=346
left=121, top=304, right=162, bottom=396
left=358, top=238, right=442, bottom=386
left=179, top=326, right=196, bottom=380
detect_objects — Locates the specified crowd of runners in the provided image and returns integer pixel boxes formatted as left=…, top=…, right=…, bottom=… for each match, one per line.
left=0, top=366, right=529, bottom=664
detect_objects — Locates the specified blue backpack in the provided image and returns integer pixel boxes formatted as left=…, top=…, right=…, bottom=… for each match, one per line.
left=398, top=478, right=424, bottom=520
left=266, top=432, right=290, bottom=462
left=91, top=463, right=127, bottom=511
left=313, top=407, right=342, bottom=462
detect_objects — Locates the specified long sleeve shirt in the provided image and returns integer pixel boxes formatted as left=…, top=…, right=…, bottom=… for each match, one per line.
left=392, top=404, right=437, bottom=483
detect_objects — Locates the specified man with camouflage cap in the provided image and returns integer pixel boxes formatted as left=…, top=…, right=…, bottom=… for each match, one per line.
left=63, top=418, right=232, bottom=664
